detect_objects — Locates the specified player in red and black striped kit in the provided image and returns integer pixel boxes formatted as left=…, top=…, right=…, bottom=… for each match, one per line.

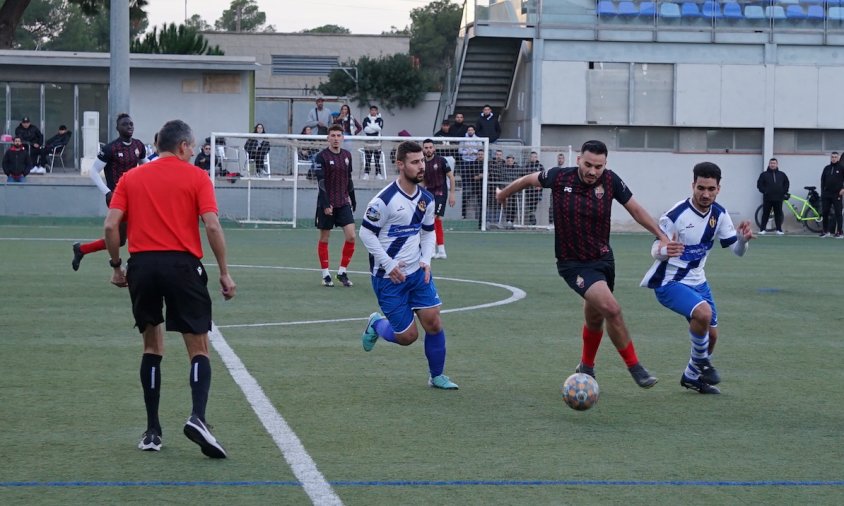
left=496, top=140, right=683, bottom=390
left=422, top=139, right=456, bottom=259
left=314, top=125, right=357, bottom=287
left=71, top=113, right=148, bottom=271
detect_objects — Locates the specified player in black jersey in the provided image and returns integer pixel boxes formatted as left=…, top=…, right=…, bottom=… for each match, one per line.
left=71, top=113, right=149, bottom=271
left=496, top=140, right=683, bottom=390
left=422, top=139, right=455, bottom=259
left=314, top=125, right=357, bottom=287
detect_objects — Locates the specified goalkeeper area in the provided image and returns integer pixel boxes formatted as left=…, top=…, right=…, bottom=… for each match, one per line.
left=207, top=132, right=571, bottom=231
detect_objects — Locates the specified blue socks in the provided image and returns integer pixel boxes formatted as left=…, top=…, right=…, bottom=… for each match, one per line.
left=374, top=318, right=397, bottom=343
left=424, top=329, right=446, bottom=378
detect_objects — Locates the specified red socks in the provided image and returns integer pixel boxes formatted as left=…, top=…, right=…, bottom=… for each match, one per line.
left=618, top=341, right=639, bottom=368
left=317, top=241, right=329, bottom=269
left=340, top=240, right=355, bottom=268
left=580, top=325, right=603, bottom=367
left=80, top=238, right=106, bottom=255
left=434, top=217, right=444, bottom=246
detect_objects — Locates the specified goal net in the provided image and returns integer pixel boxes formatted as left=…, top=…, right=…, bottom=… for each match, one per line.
left=208, top=132, right=488, bottom=227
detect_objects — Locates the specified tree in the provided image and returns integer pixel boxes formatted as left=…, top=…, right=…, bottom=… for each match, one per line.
left=12, top=0, right=69, bottom=50
left=0, top=0, right=148, bottom=49
left=319, top=54, right=427, bottom=111
left=185, top=14, right=212, bottom=32
left=409, top=0, right=462, bottom=88
left=214, top=0, right=270, bottom=32
left=301, top=24, right=350, bottom=34
left=131, top=23, right=223, bottom=55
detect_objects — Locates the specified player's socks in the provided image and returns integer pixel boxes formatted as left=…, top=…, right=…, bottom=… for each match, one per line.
left=689, top=329, right=709, bottom=363
left=338, top=266, right=347, bottom=275
left=140, top=353, right=163, bottom=434
left=434, top=217, right=444, bottom=246
left=684, top=361, right=701, bottom=380
left=189, top=355, right=211, bottom=422
left=322, top=268, right=330, bottom=278
left=317, top=241, right=330, bottom=269
left=580, top=325, right=603, bottom=368
left=617, top=340, right=639, bottom=368
left=340, top=240, right=355, bottom=269
left=80, top=238, right=106, bottom=255
left=424, top=329, right=447, bottom=378
left=373, top=318, right=397, bottom=343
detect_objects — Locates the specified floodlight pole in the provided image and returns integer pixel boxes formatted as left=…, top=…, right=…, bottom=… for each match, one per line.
left=109, top=0, right=131, bottom=127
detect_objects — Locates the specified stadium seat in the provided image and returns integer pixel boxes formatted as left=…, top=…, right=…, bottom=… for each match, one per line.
left=723, top=2, right=744, bottom=19
left=681, top=2, right=703, bottom=17
left=776, top=0, right=799, bottom=4
left=766, top=5, right=787, bottom=19
left=702, top=0, right=724, bottom=18
left=660, top=2, right=681, bottom=18
left=744, top=5, right=766, bottom=20
left=617, top=1, right=638, bottom=17
left=830, top=6, right=844, bottom=20
left=597, top=0, right=617, bottom=17
left=785, top=4, right=807, bottom=18
left=639, top=1, right=657, bottom=17
left=799, top=0, right=823, bottom=4
left=806, top=4, right=825, bottom=20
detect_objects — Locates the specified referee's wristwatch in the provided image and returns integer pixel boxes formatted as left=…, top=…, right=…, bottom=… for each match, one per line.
left=109, top=258, right=122, bottom=269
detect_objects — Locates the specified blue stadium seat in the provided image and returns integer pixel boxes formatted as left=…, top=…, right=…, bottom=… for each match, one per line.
left=660, top=2, right=682, bottom=18
left=617, top=1, right=639, bottom=16
left=799, top=0, right=823, bottom=4
left=806, top=4, right=825, bottom=20
left=744, top=5, right=766, bottom=19
left=597, top=0, right=617, bottom=16
left=785, top=4, right=807, bottom=18
left=723, top=2, right=744, bottom=19
left=829, top=6, right=844, bottom=20
left=640, top=1, right=657, bottom=16
left=766, top=5, right=787, bottom=19
left=776, top=0, right=799, bottom=4
left=702, top=0, right=724, bottom=18
left=681, top=2, right=703, bottom=17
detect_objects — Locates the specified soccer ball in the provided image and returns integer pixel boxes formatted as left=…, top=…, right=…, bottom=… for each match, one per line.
left=562, top=373, right=600, bottom=411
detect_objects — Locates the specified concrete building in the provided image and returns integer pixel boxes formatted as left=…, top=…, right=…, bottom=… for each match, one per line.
left=443, top=0, right=844, bottom=229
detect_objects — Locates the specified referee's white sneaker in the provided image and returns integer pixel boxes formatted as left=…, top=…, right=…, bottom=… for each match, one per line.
left=183, top=415, right=227, bottom=459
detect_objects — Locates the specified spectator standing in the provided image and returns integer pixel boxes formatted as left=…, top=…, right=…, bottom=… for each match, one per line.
left=433, top=119, right=452, bottom=138
left=755, top=158, right=789, bottom=235
left=501, top=155, right=524, bottom=227
left=71, top=113, right=148, bottom=271
left=433, top=119, right=458, bottom=160
left=496, top=140, right=676, bottom=389
left=2, top=136, right=33, bottom=182
left=314, top=125, right=357, bottom=287
left=334, top=104, right=362, bottom=136
left=104, top=119, right=235, bottom=458
left=358, top=140, right=458, bottom=390
left=820, top=151, right=844, bottom=237
left=244, top=123, right=271, bottom=176
left=15, top=116, right=43, bottom=170
left=194, top=142, right=212, bottom=174
left=34, top=125, right=71, bottom=171
left=549, top=152, right=566, bottom=224
left=361, top=105, right=384, bottom=180
left=306, top=97, right=334, bottom=135
left=474, top=104, right=501, bottom=143
left=422, top=139, right=456, bottom=259
left=459, top=126, right=482, bottom=219
left=450, top=113, right=469, bottom=139
left=523, top=151, right=544, bottom=225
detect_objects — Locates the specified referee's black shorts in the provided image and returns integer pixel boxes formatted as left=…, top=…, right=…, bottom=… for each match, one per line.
left=126, top=251, right=212, bottom=334
left=315, top=204, right=355, bottom=230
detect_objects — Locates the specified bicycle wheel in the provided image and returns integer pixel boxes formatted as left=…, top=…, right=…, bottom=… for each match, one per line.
left=803, top=206, right=823, bottom=233
left=754, top=205, right=775, bottom=232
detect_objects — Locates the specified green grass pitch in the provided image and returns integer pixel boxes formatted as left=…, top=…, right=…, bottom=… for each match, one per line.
left=1, top=218, right=842, bottom=505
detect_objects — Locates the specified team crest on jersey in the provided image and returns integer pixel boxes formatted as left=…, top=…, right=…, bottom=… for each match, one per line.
left=366, top=206, right=381, bottom=222
left=345, top=158, right=350, bottom=166
left=134, top=148, right=140, bottom=157
left=709, top=216, right=716, bottom=228
left=594, top=185, right=605, bottom=199
left=576, top=275, right=585, bottom=289
left=417, top=200, right=427, bottom=212
left=196, top=266, right=203, bottom=276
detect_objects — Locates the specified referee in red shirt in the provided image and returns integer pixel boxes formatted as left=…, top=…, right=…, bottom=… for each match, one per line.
left=104, top=119, right=236, bottom=458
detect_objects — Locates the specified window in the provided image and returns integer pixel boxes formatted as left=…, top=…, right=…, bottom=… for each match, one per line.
left=618, top=127, right=676, bottom=150
left=793, top=130, right=844, bottom=152
left=272, top=55, right=340, bottom=76
left=587, top=62, right=674, bottom=126
left=706, top=129, right=762, bottom=152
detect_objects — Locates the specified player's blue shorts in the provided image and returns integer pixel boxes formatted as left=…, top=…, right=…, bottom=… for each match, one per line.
left=653, top=281, right=718, bottom=326
left=371, top=268, right=442, bottom=333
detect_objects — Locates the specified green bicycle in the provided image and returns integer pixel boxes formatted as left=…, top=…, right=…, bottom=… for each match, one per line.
left=755, top=186, right=822, bottom=233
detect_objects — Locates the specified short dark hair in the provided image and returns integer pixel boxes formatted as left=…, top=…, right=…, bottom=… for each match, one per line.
left=833, top=151, right=839, bottom=156
left=58, top=125, right=67, bottom=131
left=483, top=104, right=492, bottom=109
left=369, top=105, right=378, bottom=111
left=441, top=119, right=450, bottom=125
left=156, top=120, right=194, bottom=153
left=116, top=112, right=130, bottom=124
left=581, top=140, right=608, bottom=157
left=422, top=138, right=434, bottom=145
left=395, top=140, right=422, bottom=163
left=327, top=124, right=343, bottom=134
left=769, top=157, right=777, bottom=162
left=693, top=161, right=722, bottom=183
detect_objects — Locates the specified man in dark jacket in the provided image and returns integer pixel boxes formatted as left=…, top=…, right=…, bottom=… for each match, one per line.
left=34, top=125, right=71, bottom=170
left=819, top=152, right=844, bottom=237
left=474, top=105, right=501, bottom=143
left=450, top=113, right=469, bottom=139
left=14, top=116, right=43, bottom=159
left=756, top=158, right=789, bottom=235
left=2, top=136, right=33, bottom=182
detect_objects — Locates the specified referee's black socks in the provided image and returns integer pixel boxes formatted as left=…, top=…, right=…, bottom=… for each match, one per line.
left=140, top=353, right=163, bottom=435
left=189, top=355, right=211, bottom=423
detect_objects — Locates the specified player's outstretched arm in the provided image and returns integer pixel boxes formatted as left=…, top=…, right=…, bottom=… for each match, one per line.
left=496, top=172, right=540, bottom=205
left=202, top=211, right=236, bottom=300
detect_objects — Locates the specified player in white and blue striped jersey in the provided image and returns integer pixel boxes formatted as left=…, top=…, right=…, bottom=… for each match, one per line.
left=358, top=140, right=458, bottom=390
left=640, top=162, right=754, bottom=394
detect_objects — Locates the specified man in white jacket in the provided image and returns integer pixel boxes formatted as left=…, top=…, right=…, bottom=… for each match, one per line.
left=361, top=105, right=384, bottom=180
